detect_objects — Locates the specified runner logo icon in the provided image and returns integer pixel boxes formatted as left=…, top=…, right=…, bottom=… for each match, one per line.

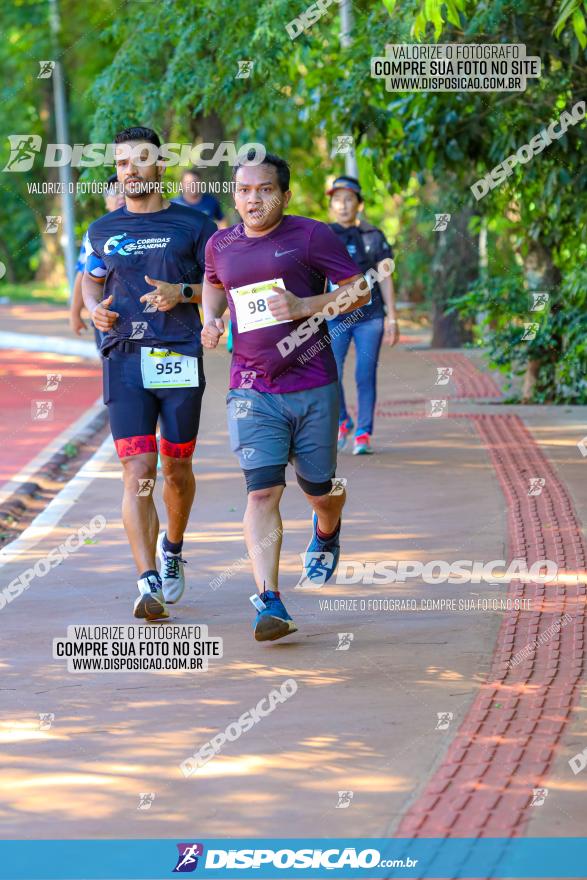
left=300, top=551, right=335, bottom=587
left=3, top=135, right=42, bottom=172
left=239, top=370, right=257, bottom=389
left=173, top=843, right=204, bottom=872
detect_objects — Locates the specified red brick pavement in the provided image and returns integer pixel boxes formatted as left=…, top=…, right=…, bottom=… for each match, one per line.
left=397, top=413, right=586, bottom=838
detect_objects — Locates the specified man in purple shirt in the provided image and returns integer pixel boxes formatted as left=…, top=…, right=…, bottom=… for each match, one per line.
left=202, top=153, right=368, bottom=642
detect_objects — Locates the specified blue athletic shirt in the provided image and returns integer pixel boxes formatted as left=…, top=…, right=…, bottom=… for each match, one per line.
left=173, top=193, right=224, bottom=222
left=86, top=202, right=216, bottom=356
left=75, top=231, right=91, bottom=273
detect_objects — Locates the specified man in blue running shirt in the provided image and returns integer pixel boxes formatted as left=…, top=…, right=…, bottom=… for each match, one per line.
left=82, top=127, right=216, bottom=621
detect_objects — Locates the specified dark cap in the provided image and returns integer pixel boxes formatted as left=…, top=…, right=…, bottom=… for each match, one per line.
left=326, top=175, right=363, bottom=200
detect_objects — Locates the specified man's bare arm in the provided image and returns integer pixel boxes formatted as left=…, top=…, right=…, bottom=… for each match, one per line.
left=82, top=273, right=119, bottom=332
left=70, top=272, right=87, bottom=335
left=201, top=277, right=228, bottom=349
left=379, top=263, right=399, bottom=347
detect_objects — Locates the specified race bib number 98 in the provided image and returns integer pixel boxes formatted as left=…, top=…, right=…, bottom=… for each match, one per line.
left=231, top=277, right=291, bottom=333
left=140, top=348, right=199, bottom=389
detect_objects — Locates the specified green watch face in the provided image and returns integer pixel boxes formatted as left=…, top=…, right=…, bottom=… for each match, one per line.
left=182, top=285, right=194, bottom=299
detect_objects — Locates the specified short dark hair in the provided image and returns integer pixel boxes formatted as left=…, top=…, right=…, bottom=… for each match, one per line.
left=114, top=126, right=161, bottom=148
left=233, top=151, right=290, bottom=193
left=182, top=167, right=201, bottom=179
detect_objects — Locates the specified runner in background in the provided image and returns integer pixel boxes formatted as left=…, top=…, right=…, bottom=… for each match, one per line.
left=173, top=167, right=228, bottom=228
left=326, top=175, right=399, bottom=455
left=70, top=174, right=124, bottom=342
left=202, top=153, right=368, bottom=642
left=173, top=166, right=232, bottom=347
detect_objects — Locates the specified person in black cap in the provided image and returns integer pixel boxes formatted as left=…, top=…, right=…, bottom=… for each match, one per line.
left=325, top=175, right=399, bottom=455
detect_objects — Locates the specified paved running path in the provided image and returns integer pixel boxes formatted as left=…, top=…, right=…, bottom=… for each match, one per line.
left=0, top=335, right=586, bottom=843
left=0, top=302, right=72, bottom=339
left=0, top=349, right=101, bottom=484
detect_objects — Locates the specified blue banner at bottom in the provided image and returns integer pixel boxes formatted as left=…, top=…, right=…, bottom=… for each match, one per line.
left=0, top=838, right=584, bottom=880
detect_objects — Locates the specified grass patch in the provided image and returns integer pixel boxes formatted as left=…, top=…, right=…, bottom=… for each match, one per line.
left=0, top=282, right=69, bottom=306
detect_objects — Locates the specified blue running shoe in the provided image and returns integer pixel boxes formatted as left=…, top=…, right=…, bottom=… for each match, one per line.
left=251, top=590, right=298, bottom=642
left=302, top=514, right=341, bottom=586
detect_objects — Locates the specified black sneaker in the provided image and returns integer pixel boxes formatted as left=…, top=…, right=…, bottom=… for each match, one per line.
left=133, top=573, right=169, bottom=620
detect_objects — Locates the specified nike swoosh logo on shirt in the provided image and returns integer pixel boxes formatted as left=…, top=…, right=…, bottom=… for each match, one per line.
left=274, top=248, right=297, bottom=257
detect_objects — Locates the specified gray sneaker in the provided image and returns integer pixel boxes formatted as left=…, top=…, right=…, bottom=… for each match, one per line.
left=157, top=532, right=186, bottom=604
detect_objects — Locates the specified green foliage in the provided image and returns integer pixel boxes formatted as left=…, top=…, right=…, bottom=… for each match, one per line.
left=554, top=0, right=587, bottom=46
left=552, top=264, right=587, bottom=401
left=397, top=0, right=587, bottom=396
left=410, top=0, right=587, bottom=47
left=450, top=260, right=587, bottom=403
left=1, top=0, right=586, bottom=400
left=0, top=0, right=119, bottom=280
left=450, top=274, right=552, bottom=397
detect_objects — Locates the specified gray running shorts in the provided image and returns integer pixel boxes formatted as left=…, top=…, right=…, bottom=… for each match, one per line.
left=226, top=382, right=339, bottom=484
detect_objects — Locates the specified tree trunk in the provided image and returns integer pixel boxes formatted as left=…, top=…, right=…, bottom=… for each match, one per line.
left=523, top=240, right=561, bottom=291
left=189, top=110, right=228, bottom=186
left=430, top=204, right=477, bottom=348
left=189, top=110, right=225, bottom=146
left=431, top=302, right=470, bottom=348
left=34, top=206, right=64, bottom=284
left=522, top=359, right=541, bottom=401
left=520, top=241, right=561, bottom=401
left=187, top=110, right=235, bottom=222
left=34, top=82, right=66, bottom=285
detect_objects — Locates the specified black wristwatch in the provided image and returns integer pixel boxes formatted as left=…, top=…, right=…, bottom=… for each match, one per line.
left=181, top=284, right=194, bottom=300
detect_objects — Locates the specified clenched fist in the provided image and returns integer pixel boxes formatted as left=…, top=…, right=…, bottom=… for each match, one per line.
left=201, top=318, right=225, bottom=349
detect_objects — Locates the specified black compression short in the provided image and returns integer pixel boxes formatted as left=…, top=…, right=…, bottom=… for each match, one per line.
left=102, top=347, right=205, bottom=458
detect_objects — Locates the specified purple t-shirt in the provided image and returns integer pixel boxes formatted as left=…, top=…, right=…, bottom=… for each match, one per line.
left=205, top=215, right=361, bottom=393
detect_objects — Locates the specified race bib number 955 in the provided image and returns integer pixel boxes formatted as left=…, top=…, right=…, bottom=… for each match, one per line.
left=231, top=277, right=291, bottom=333
left=140, top=348, right=199, bottom=389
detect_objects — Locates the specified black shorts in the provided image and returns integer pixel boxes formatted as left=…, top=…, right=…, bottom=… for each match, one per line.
left=102, top=348, right=205, bottom=459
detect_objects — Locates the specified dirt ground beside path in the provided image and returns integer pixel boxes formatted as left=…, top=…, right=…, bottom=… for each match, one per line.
left=0, top=336, right=586, bottom=844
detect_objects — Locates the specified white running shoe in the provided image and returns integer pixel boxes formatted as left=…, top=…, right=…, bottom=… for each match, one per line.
left=133, top=573, right=169, bottom=620
left=157, top=532, right=186, bottom=604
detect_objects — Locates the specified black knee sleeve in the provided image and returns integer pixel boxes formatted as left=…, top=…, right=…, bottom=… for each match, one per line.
left=243, top=465, right=287, bottom=493
left=296, top=473, right=333, bottom=496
